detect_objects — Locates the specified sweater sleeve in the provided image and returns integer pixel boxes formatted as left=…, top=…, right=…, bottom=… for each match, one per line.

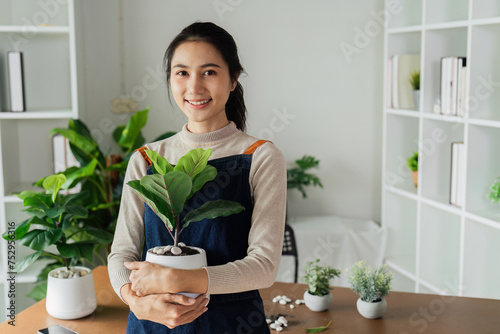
left=204, top=142, right=287, bottom=294
left=107, top=151, right=148, bottom=302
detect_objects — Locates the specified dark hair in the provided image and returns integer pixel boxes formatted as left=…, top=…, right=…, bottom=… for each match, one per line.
left=164, top=22, right=247, bottom=131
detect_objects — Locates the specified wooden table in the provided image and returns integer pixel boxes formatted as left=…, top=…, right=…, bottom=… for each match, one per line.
left=2, top=266, right=499, bottom=333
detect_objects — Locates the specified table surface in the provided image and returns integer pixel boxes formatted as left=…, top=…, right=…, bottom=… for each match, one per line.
left=2, top=266, right=500, bottom=333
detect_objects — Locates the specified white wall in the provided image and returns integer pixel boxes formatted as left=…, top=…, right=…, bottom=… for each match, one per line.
left=81, top=0, right=384, bottom=222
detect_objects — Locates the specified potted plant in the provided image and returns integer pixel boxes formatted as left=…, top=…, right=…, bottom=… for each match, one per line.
left=488, top=177, right=500, bottom=204
left=287, top=155, right=323, bottom=199
left=406, top=151, right=418, bottom=188
left=409, top=69, right=420, bottom=111
left=127, top=148, right=244, bottom=297
left=301, top=259, right=341, bottom=312
left=2, top=174, right=114, bottom=319
left=346, top=260, right=393, bottom=319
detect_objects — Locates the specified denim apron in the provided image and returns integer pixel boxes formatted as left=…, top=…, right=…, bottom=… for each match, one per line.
left=127, top=142, right=271, bottom=334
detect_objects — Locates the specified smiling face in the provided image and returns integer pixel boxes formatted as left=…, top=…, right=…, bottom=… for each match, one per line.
left=170, top=41, right=237, bottom=133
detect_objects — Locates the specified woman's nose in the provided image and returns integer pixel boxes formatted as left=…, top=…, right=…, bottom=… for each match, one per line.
left=187, top=76, right=205, bottom=94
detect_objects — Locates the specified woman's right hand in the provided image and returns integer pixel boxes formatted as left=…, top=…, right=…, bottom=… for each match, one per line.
left=121, top=284, right=208, bottom=329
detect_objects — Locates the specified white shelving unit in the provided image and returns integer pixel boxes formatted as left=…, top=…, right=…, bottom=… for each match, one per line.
left=0, top=0, right=81, bottom=320
left=382, top=0, right=500, bottom=300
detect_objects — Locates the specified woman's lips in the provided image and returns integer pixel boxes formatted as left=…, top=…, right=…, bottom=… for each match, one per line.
left=186, top=99, right=212, bottom=108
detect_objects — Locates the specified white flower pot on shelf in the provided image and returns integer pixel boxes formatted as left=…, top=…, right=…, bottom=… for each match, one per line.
left=356, top=297, right=387, bottom=319
left=413, top=90, right=420, bottom=111
left=303, top=291, right=332, bottom=312
left=146, top=246, right=207, bottom=299
left=46, top=266, right=97, bottom=320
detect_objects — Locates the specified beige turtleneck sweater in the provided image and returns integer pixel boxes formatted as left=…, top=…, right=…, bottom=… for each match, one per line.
left=107, top=121, right=287, bottom=301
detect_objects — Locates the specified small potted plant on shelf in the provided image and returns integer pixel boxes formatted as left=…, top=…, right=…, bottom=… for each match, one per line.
left=406, top=151, right=418, bottom=187
left=409, top=69, right=420, bottom=111
left=301, top=259, right=341, bottom=312
left=346, top=260, right=393, bottom=319
left=2, top=174, right=114, bottom=319
left=127, top=148, right=244, bottom=297
left=488, top=177, right=500, bottom=204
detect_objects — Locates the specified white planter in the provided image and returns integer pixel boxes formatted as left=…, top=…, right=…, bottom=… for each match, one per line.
left=146, top=246, right=207, bottom=299
left=303, top=291, right=332, bottom=312
left=356, top=297, right=387, bottom=319
left=413, top=90, right=420, bottom=111
left=46, top=266, right=97, bottom=320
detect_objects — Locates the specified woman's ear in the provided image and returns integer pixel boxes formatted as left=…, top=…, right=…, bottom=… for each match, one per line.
left=231, top=72, right=240, bottom=91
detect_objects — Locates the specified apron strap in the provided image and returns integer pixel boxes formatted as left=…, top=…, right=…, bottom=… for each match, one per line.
left=243, top=140, right=270, bottom=155
left=135, top=146, right=152, bottom=167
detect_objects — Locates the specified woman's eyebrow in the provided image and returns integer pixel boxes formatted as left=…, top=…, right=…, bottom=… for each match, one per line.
left=172, top=63, right=222, bottom=69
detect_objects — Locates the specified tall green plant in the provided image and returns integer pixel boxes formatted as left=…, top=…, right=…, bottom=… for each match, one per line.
left=128, top=148, right=245, bottom=248
left=287, top=155, right=323, bottom=198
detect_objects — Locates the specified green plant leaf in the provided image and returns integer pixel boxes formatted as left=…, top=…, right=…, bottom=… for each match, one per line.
left=20, top=228, right=63, bottom=251
left=174, top=148, right=212, bottom=179
left=306, top=320, right=332, bottom=333
left=141, top=172, right=192, bottom=216
left=189, top=165, right=217, bottom=199
left=16, top=190, right=39, bottom=200
left=43, top=174, right=66, bottom=203
left=181, top=199, right=245, bottom=228
left=105, top=160, right=129, bottom=172
left=146, top=149, right=174, bottom=175
left=15, top=251, right=43, bottom=272
left=61, top=159, right=98, bottom=189
left=128, top=180, right=174, bottom=229
left=82, top=226, right=114, bottom=243
left=67, top=118, right=106, bottom=167
left=118, top=108, right=149, bottom=152
left=65, top=205, right=88, bottom=218
left=57, top=241, right=95, bottom=262
left=23, top=193, right=52, bottom=210
left=1, top=217, right=41, bottom=241
left=51, top=128, right=99, bottom=161
left=27, top=282, right=48, bottom=302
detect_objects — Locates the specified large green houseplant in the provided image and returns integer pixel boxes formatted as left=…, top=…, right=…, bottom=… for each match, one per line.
left=287, top=155, right=323, bottom=198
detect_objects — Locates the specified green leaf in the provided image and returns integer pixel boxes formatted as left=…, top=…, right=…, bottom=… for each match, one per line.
left=146, top=149, right=173, bottom=175
left=127, top=180, right=174, bottom=229
left=174, top=148, right=212, bottom=179
left=105, top=160, right=129, bottom=172
left=27, top=282, right=48, bottom=302
left=43, top=174, right=66, bottom=202
left=16, top=190, right=40, bottom=200
left=82, top=226, right=114, bottom=243
left=23, top=193, right=52, bottom=210
left=57, top=241, right=95, bottom=262
left=51, top=128, right=98, bottom=159
left=65, top=205, right=88, bottom=218
left=20, top=229, right=63, bottom=251
left=181, top=200, right=244, bottom=228
left=189, top=165, right=217, bottom=199
left=62, top=159, right=98, bottom=189
left=15, top=251, right=43, bottom=272
left=89, top=200, right=120, bottom=211
left=306, top=320, right=332, bottom=333
left=67, top=119, right=105, bottom=167
left=118, top=108, right=149, bottom=152
left=1, top=217, right=40, bottom=241
left=141, top=172, right=192, bottom=216
left=112, top=125, right=125, bottom=145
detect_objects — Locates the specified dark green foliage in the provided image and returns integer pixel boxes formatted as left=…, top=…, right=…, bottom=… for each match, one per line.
left=406, top=151, right=418, bottom=172
left=287, top=155, right=323, bottom=198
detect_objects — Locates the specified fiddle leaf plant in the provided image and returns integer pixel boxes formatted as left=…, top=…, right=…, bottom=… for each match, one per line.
left=2, top=174, right=113, bottom=299
left=128, top=148, right=245, bottom=248
left=287, top=155, right=323, bottom=198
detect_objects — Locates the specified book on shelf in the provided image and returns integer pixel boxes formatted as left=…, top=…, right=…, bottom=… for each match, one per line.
left=7, top=51, right=26, bottom=112
left=440, top=56, right=467, bottom=117
left=450, top=142, right=465, bottom=208
left=390, top=54, right=420, bottom=110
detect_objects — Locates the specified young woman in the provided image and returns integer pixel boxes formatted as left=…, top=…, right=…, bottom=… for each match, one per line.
left=108, top=22, right=287, bottom=333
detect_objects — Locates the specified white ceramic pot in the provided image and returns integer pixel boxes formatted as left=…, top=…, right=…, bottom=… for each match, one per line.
left=303, top=291, right=332, bottom=312
left=146, top=246, right=207, bottom=299
left=356, top=297, right=387, bottom=319
left=413, top=90, right=420, bottom=111
left=46, top=266, right=97, bottom=320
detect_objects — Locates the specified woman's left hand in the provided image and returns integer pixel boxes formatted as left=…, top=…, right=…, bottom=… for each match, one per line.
left=125, top=261, right=169, bottom=296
